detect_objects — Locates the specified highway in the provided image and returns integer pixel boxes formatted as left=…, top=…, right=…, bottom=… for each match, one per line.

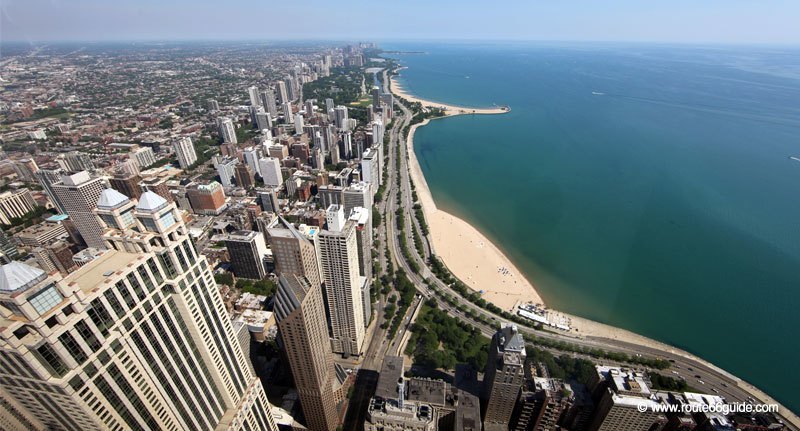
left=372, top=69, right=800, bottom=429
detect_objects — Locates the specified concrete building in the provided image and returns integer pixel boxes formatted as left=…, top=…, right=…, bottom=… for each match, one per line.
left=349, top=207, right=372, bottom=324
left=259, top=157, right=283, bottom=188
left=217, top=157, right=239, bottom=188
left=56, top=151, right=94, bottom=173
left=361, top=147, right=382, bottom=188
left=248, top=86, right=261, bottom=107
left=483, top=324, right=526, bottom=429
left=52, top=171, right=108, bottom=249
left=173, top=137, right=198, bottom=169
left=0, top=189, right=37, bottom=225
left=0, top=192, right=279, bottom=431
left=226, top=230, right=268, bottom=280
left=235, top=164, right=255, bottom=189
left=13, top=220, right=67, bottom=248
left=267, top=221, right=322, bottom=290
left=35, top=169, right=67, bottom=214
left=334, top=105, right=349, bottom=130
left=219, top=117, right=238, bottom=144
left=587, top=366, right=667, bottom=431
left=261, top=89, right=278, bottom=118
left=317, top=205, right=365, bottom=356
left=274, top=275, right=340, bottom=431
left=294, top=113, right=305, bottom=136
left=131, top=146, right=156, bottom=169
left=343, top=182, right=372, bottom=213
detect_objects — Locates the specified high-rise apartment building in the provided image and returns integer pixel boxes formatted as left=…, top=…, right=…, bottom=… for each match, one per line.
left=226, top=230, right=268, bottom=280
left=317, top=205, right=365, bottom=356
left=0, top=190, right=278, bottom=431
left=268, top=220, right=322, bottom=290
left=334, top=106, right=349, bottom=130
left=274, top=275, right=339, bottom=431
left=483, top=324, right=526, bottom=429
left=109, top=172, right=142, bottom=200
left=173, top=137, right=198, bottom=169
left=52, top=171, right=108, bottom=249
left=276, top=81, right=289, bottom=104
left=57, top=151, right=94, bottom=173
left=261, top=89, right=278, bottom=118
left=247, top=86, right=261, bottom=107
left=35, top=169, right=67, bottom=214
left=0, top=189, right=37, bottom=225
left=217, top=157, right=239, bottom=188
left=258, top=157, right=282, bottom=188
left=235, top=164, right=255, bottom=189
left=219, top=118, right=238, bottom=144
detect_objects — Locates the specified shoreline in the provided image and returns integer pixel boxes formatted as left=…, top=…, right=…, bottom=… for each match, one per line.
left=389, top=72, right=800, bottom=427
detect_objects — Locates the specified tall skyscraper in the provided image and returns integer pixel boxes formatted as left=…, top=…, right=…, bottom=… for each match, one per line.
left=235, top=164, right=255, bottom=189
left=268, top=220, right=322, bottom=290
left=52, top=171, right=108, bottom=249
left=334, top=106, right=349, bottom=130
left=0, top=189, right=37, bottom=225
left=274, top=275, right=339, bottom=431
left=317, top=205, right=365, bottom=356
left=483, top=324, right=526, bottom=429
left=57, top=151, right=94, bottom=173
left=261, top=89, right=278, bottom=118
left=0, top=191, right=278, bottom=431
left=294, top=113, right=305, bottom=135
left=173, top=137, right=198, bottom=169
left=276, top=81, right=289, bottom=104
left=247, top=85, right=261, bottom=107
left=343, top=182, right=372, bottom=213
left=35, top=169, right=67, bottom=214
left=226, top=230, right=268, bottom=280
left=218, top=118, right=238, bottom=144
left=216, top=157, right=238, bottom=188
left=258, top=157, right=282, bottom=188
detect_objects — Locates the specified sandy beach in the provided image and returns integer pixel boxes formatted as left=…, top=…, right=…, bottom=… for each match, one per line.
left=391, top=73, right=508, bottom=116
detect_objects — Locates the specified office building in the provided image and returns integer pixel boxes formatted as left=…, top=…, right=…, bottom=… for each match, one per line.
left=274, top=275, right=339, bottom=431
left=0, top=191, right=278, bottom=431
left=219, top=118, right=238, bottom=144
left=109, top=172, right=142, bottom=200
left=267, top=220, right=322, bottom=290
left=52, top=171, right=108, bottom=249
left=483, top=324, right=526, bottom=429
left=173, top=137, right=198, bottom=169
left=226, top=230, right=268, bottom=280
left=317, top=205, right=365, bottom=356
left=0, top=189, right=37, bottom=225
left=187, top=182, right=228, bottom=215
left=57, top=151, right=94, bottom=173
left=36, top=169, right=67, bottom=214
left=259, top=157, right=282, bottom=188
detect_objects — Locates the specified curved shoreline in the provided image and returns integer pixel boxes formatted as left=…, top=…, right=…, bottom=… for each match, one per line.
left=389, top=72, right=800, bottom=427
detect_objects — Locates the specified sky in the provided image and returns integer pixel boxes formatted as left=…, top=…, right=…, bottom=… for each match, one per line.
left=2, top=0, right=800, bottom=44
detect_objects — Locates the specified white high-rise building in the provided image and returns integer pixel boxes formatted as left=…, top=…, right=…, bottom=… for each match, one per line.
left=216, top=157, right=238, bottom=188
left=276, top=81, right=288, bottom=104
left=372, top=119, right=385, bottom=145
left=242, top=147, right=261, bottom=177
left=52, top=171, right=109, bottom=249
left=334, top=106, right=349, bottom=130
left=258, top=157, right=282, bottom=188
left=247, top=86, right=261, bottom=107
left=317, top=204, right=365, bottom=356
left=173, top=137, right=198, bottom=169
left=294, top=113, right=304, bottom=135
left=343, top=182, right=372, bottom=213
left=0, top=191, right=278, bottom=431
left=218, top=118, right=237, bottom=144
left=131, top=146, right=156, bottom=169
left=360, top=148, right=381, bottom=188
left=282, top=102, right=293, bottom=123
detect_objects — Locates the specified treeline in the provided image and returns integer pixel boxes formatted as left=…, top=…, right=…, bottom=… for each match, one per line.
left=526, top=347, right=596, bottom=385
left=405, top=301, right=489, bottom=371
left=382, top=269, right=417, bottom=338
left=526, top=334, right=671, bottom=370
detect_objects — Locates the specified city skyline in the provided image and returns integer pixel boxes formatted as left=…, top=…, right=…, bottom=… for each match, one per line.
left=2, top=0, right=800, bottom=44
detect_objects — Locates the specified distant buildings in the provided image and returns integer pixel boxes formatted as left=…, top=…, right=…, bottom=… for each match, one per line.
left=51, top=171, right=108, bottom=249
left=226, top=230, right=268, bottom=280
left=56, top=151, right=94, bottom=173
left=173, top=136, right=198, bottom=169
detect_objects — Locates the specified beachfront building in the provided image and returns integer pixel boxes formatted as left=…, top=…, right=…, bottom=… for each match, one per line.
left=0, top=190, right=278, bottom=431
left=483, top=324, right=526, bottom=430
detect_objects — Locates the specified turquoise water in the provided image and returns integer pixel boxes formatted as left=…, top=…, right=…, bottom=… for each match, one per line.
left=384, top=42, right=800, bottom=410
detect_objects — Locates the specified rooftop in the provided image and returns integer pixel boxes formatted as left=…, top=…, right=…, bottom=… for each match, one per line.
left=0, top=261, right=46, bottom=294
left=62, top=250, right=141, bottom=294
left=97, top=188, right=131, bottom=209
left=375, top=356, right=405, bottom=400
left=136, top=191, right=168, bottom=212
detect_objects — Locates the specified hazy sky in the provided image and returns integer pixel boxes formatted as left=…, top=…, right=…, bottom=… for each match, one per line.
left=2, top=0, right=799, bottom=44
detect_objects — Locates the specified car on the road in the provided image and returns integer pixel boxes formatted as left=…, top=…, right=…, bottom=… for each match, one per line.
left=694, top=375, right=701, bottom=379
left=698, top=380, right=705, bottom=385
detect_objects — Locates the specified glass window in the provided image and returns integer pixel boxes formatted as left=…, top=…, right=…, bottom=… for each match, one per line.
left=33, top=344, right=67, bottom=377
left=28, top=285, right=63, bottom=315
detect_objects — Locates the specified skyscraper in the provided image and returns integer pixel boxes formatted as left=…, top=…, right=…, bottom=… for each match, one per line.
left=268, top=220, right=322, bottom=290
left=261, top=89, right=278, bottom=118
left=52, top=171, right=108, bottom=249
left=247, top=85, right=261, bottom=107
left=57, top=151, right=94, bottom=172
left=35, top=169, right=67, bottom=214
left=235, top=164, right=255, bottom=189
left=317, top=205, right=365, bottom=356
left=258, top=157, right=282, bottom=188
left=294, top=113, right=305, bottom=135
left=218, top=117, right=238, bottom=144
left=226, top=230, right=268, bottom=280
left=173, top=137, right=198, bottom=169
left=109, top=172, right=142, bottom=200
left=274, top=275, right=340, bottom=431
left=483, top=324, right=526, bottom=429
left=0, top=191, right=278, bottom=431
left=334, top=106, right=349, bottom=130
left=276, top=81, right=289, bottom=104
left=216, top=157, right=238, bottom=188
